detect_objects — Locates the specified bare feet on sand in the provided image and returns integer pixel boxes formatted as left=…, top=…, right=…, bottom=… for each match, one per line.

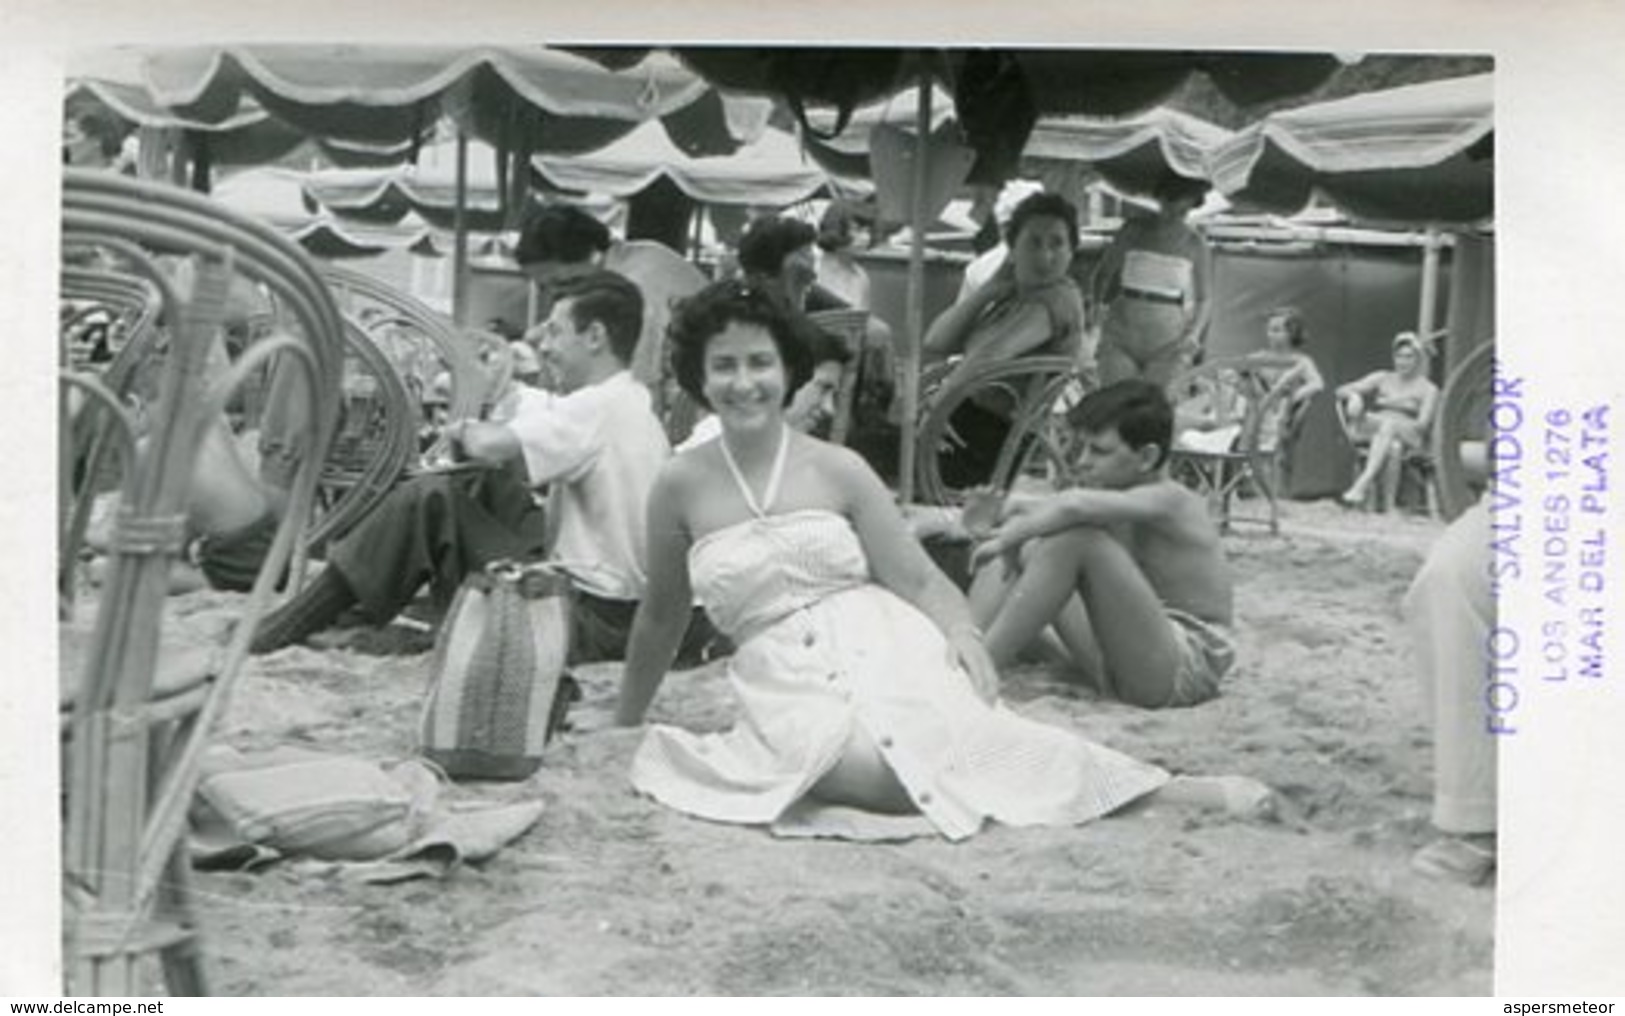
left=1157, top=774, right=1279, bottom=820
left=1411, top=834, right=1496, bottom=887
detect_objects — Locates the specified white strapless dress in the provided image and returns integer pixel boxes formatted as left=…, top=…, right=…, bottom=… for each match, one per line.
left=629, top=432, right=1168, bottom=840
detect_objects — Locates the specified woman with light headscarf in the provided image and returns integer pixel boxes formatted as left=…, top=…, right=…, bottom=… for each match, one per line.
left=1335, top=331, right=1440, bottom=510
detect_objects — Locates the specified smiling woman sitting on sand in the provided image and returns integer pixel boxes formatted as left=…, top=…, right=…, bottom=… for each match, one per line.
left=611, top=279, right=1276, bottom=841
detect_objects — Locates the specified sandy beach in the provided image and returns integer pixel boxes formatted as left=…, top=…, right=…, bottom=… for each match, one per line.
left=90, top=498, right=1491, bottom=996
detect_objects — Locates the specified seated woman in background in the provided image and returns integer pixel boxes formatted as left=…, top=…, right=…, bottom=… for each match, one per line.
left=613, top=280, right=1275, bottom=841
left=1246, top=306, right=1326, bottom=476
left=1336, top=331, right=1440, bottom=511
left=923, top=190, right=1088, bottom=489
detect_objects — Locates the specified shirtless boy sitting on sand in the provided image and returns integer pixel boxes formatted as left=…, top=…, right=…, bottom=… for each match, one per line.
left=968, top=379, right=1235, bottom=709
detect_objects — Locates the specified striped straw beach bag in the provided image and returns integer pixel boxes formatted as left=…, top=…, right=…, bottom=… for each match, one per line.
left=420, top=560, right=575, bottom=780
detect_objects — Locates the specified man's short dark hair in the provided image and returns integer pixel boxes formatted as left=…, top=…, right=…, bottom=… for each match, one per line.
left=1068, top=379, right=1174, bottom=468
left=737, top=216, right=817, bottom=277
left=1004, top=191, right=1079, bottom=253
left=515, top=204, right=612, bottom=267
left=554, top=270, right=644, bottom=365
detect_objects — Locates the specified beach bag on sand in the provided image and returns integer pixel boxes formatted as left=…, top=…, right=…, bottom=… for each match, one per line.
left=192, top=746, right=440, bottom=861
left=420, top=560, right=576, bottom=780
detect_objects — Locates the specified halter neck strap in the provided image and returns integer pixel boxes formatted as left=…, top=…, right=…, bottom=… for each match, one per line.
left=719, top=426, right=789, bottom=518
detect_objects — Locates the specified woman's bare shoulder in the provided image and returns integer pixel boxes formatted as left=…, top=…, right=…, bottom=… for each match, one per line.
left=792, top=436, right=879, bottom=495
left=661, top=442, right=722, bottom=493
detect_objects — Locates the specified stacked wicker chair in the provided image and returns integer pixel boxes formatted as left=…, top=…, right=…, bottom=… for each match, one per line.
left=58, top=268, right=166, bottom=611
left=319, top=264, right=490, bottom=421
left=58, top=169, right=343, bottom=995
left=913, top=355, right=1089, bottom=506
left=59, top=266, right=163, bottom=375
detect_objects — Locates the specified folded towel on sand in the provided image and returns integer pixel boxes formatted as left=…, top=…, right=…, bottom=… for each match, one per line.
left=190, top=746, right=544, bottom=884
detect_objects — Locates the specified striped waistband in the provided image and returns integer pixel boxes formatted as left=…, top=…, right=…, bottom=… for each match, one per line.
left=1121, top=286, right=1185, bottom=306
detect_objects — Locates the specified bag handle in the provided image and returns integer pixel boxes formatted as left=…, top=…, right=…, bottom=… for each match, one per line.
left=482, top=558, right=576, bottom=600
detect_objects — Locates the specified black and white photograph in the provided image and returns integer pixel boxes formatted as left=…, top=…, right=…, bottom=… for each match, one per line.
left=5, top=0, right=1623, bottom=1000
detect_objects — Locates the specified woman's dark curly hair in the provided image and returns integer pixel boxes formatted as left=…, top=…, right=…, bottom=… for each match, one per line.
left=1004, top=191, right=1080, bottom=253
left=668, top=280, right=815, bottom=411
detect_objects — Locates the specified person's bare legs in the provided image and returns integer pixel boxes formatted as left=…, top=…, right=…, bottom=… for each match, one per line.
left=1050, top=593, right=1108, bottom=690
left=982, top=526, right=1184, bottom=708
left=1135, top=774, right=1276, bottom=818
left=1378, top=447, right=1404, bottom=513
left=967, top=554, right=1014, bottom=629
left=1344, top=416, right=1406, bottom=507
left=809, top=725, right=917, bottom=814
left=971, top=558, right=1108, bottom=689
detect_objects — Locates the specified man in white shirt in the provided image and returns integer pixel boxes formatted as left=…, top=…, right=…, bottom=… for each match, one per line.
left=252, top=271, right=711, bottom=663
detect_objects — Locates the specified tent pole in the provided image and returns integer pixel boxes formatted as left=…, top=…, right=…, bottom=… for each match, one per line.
left=1418, top=225, right=1441, bottom=346
left=169, top=129, right=189, bottom=188
left=452, top=129, right=470, bottom=326
left=898, top=64, right=932, bottom=505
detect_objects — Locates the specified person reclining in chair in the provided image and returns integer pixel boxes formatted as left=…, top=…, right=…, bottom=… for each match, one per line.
left=923, top=190, right=1089, bottom=490
left=1336, top=330, right=1440, bottom=511
left=251, top=270, right=713, bottom=664
left=77, top=285, right=300, bottom=597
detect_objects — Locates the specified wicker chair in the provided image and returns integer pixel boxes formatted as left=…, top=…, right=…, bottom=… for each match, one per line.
left=301, top=318, right=418, bottom=550
left=1431, top=340, right=1495, bottom=522
left=58, top=268, right=168, bottom=608
left=1167, top=357, right=1291, bottom=534
left=59, top=169, right=343, bottom=996
left=914, top=355, right=1088, bottom=505
left=305, top=266, right=495, bottom=547
left=319, top=265, right=489, bottom=423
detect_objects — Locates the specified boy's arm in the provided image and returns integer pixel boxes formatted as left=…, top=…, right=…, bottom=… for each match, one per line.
left=985, top=484, right=1178, bottom=548
left=1039, top=484, right=1180, bottom=531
